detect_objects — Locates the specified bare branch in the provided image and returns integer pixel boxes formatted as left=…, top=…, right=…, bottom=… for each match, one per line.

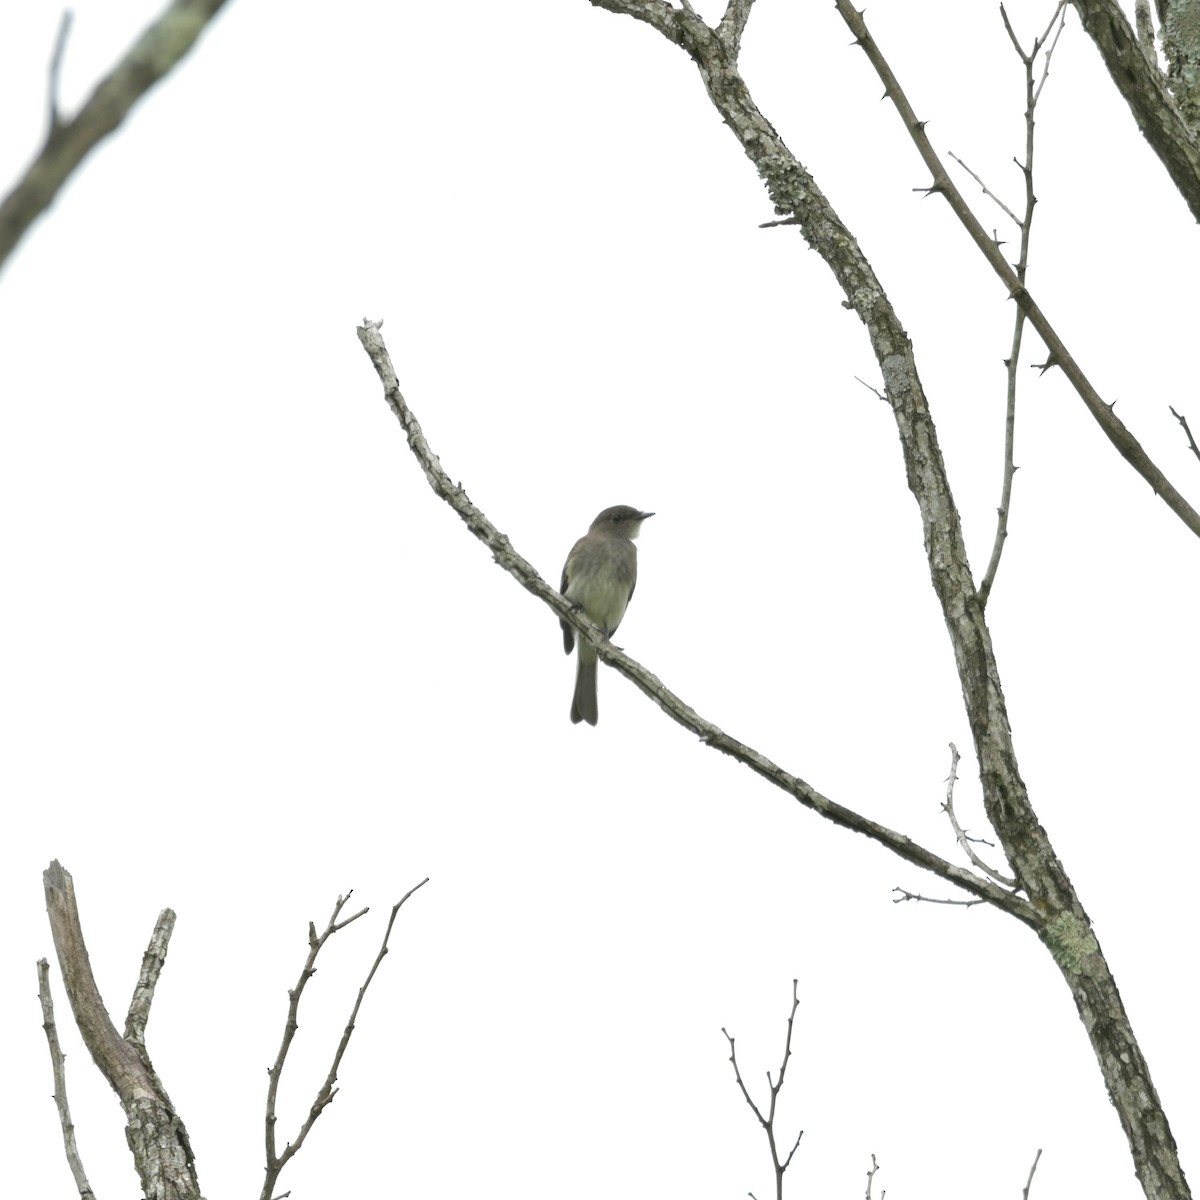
left=854, top=375, right=888, bottom=402
left=1032, top=5, right=1071, bottom=105
left=37, top=959, right=96, bottom=1200
left=723, top=981, right=804, bottom=1200
left=355, top=321, right=1034, bottom=925
left=1169, top=405, right=1200, bottom=464
left=261, top=879, right=429, bottom=1200
left=721, top=1028, right=768, bottom=1127
left=125, top=908, right=176, bottom=1048
left=834, top=1, right=1200, bottom=543
left=980, top=5, right=1066, bottom=606
left=42, top=860, right=201, bottom=1200
left=1023, top=1147, right=1044, bottom=1198
left=946, top=150, right=1020, bottom=227
left=1069, top=0, right=1200, bottom=221
left=865, top=1153, right=882, bottom=1199
left=893, top=887, right=987, bottom=909
left=717, top=0, right=756, bottom=57
left=587, top=0, right=684, bottom=42
left=0, top=0, right=232, bottom=274
left=942, top=744, right=1017, bottom=888
left=1135, top=0, right=1156, bottom=58
left=45, top=10, right=74, bottom=135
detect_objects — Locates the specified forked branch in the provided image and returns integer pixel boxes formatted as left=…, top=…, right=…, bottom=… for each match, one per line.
left=722, top=980, right=804, bottom=1200
left=42, top=860, right=202, bottom=1200
left=976, top=3, right=1068, bottom=606
left=261, top=878, right=430, bottom=1200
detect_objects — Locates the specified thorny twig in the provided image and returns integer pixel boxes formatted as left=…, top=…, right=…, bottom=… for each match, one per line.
left=977, top=2, right=1068, bottom=607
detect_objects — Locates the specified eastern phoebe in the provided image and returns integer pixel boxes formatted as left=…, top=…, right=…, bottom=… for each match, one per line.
left=560, top=505, right=653, bottom=725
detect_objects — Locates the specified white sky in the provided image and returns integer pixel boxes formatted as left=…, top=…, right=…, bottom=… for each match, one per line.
left=2, top=2, right=1198, bottom=1198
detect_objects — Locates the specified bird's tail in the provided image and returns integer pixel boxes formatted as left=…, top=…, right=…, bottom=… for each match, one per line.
left=570, top=654, right=598, bottom=725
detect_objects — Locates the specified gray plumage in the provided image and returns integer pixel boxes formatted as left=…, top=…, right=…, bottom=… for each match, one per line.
left=560, top=505, right=653, bottom=725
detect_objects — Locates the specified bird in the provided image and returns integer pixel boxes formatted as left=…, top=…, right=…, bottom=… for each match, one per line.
left=559, top=505, right=653, bottom=725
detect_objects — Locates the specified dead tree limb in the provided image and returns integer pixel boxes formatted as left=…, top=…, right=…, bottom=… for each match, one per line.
left=43, top=860, right=202, bottom=1200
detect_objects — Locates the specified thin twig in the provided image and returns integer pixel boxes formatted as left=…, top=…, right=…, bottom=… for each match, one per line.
left=1169, top=406, right=1200, bottom=464
left=833, top=0, right=1200, bottom=543
left=1023, top=1147, right=1044, bottom=1198
left=261, top=879, right=429, bottom=1200
left=854, top=375, right=887, bottom=401
left=37, top=959, right=96, bottom=1200
left=978, top=4, right=1067, bottom=607
left=865, top=1153, right=881, bottom=1199
left=893, top=887, right=987, bottom=908
left=1031, top=5, right=1070, bottom=105
left=722, top=981, right=804, bottom=1200
left=46, top=10, right=74, bottom=135
left=946, top=150, right=1021, bottom=227
left=942, top=744, right=1017, bottom=887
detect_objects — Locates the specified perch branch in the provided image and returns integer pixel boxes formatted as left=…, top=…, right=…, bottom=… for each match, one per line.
left=355, top=320, right=1034, bottom=926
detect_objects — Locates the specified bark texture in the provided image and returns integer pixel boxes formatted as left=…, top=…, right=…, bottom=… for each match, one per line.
left=43, top=861, right=202, bottom=1200
left=1070, top=0, right=1200, bottom=220
left=1160, top=0, right=1200, bottom=128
